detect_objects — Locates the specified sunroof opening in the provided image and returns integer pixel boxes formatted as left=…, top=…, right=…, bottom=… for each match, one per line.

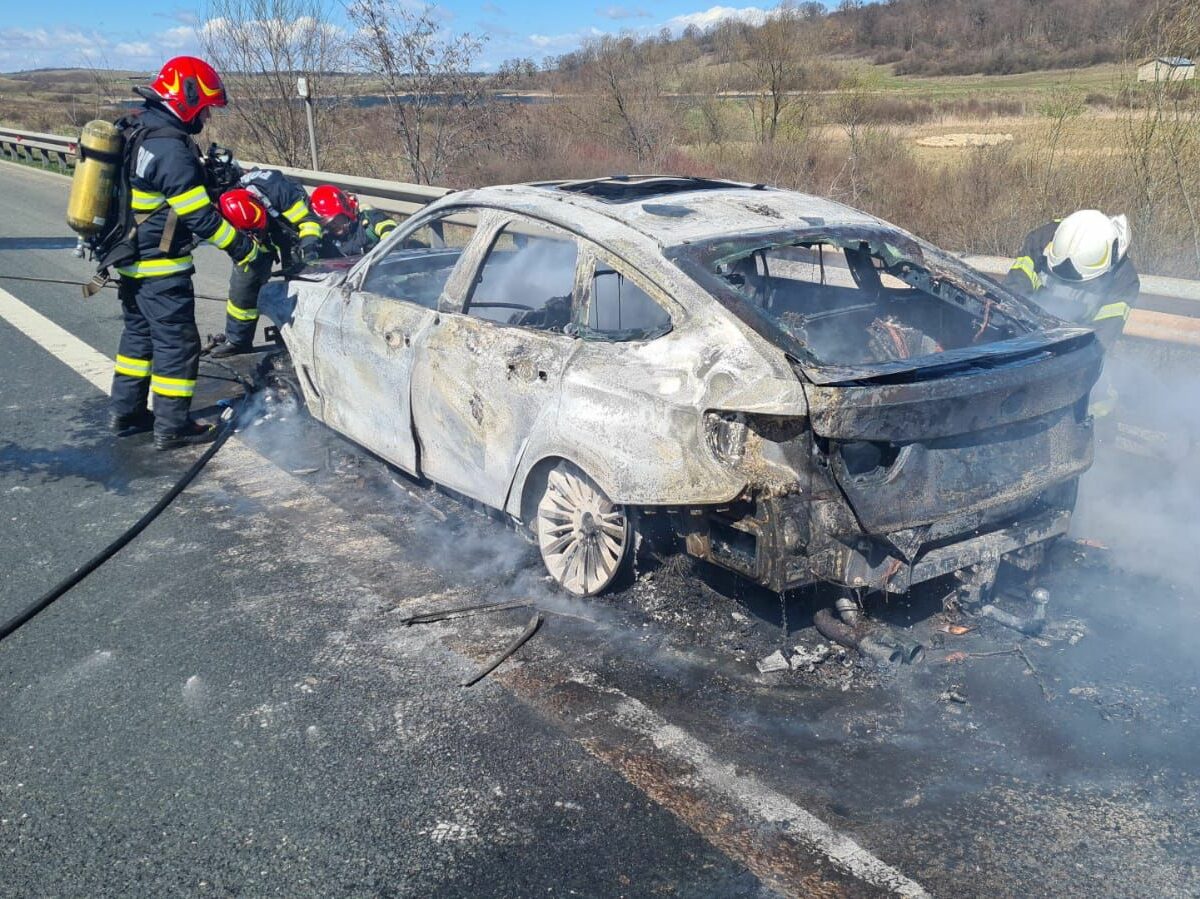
left=549, top=176, right=756, bottom=203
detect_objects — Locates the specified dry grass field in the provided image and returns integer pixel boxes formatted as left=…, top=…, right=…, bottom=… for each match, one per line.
left=2, top=60, right=1196, bottom=278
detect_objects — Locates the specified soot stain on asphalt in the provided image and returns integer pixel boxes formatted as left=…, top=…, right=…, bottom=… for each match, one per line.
left=222, top=388, right=1200, bottom=895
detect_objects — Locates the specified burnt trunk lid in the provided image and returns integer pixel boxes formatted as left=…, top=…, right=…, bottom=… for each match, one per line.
left=801, top=328, right=1102, bottom=534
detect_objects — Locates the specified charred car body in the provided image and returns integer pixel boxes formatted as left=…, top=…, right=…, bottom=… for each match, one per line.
left=259, top=176, right=1101, bottom=597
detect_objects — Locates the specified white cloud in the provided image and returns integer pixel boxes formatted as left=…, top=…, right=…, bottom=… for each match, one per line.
left=0, top=26, right=112, bottom=72
left=596, top=5, right=652, bottom=19
left=528, top=27, right=605, bottom=50
left=158, top=25, right=202, bottom=51
left=114, top=41, right=156, bottom=58
left=663, top=5, right=770, bottom=32
left=0, top=26, right=102, bottom=52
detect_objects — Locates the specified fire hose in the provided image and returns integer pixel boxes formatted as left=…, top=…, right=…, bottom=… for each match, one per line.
left=0, top=270, right=311, bottom=302
left=0, top=380, right=257, bottom=646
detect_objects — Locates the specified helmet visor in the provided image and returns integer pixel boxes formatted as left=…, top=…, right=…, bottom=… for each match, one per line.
left=1048, top=257, right=1085, bottom=282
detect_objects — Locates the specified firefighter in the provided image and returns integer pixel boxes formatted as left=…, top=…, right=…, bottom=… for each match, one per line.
left=108, top=56, right=262, bottom=450
left=209, top=167, right=324, bottom=357
left=309, top=185, right=398, bottom=257
left=1005, top=210, right=1140, bottom=420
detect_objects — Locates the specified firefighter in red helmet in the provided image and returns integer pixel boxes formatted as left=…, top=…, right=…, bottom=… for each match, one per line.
left=210, top=186, right=300, bottom=357
left=104, top=56, right=262, bottom=450
left=310, top=184, right=398, bottom=257
left=208, top=167, right=326, bottom=357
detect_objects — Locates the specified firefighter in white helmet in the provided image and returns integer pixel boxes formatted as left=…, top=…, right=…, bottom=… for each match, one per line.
left=1005, top=210, right=1140, bottom=420
left=1005, top=210, right=1139, bottom=351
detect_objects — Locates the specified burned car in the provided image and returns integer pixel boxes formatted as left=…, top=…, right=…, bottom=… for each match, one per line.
left=259, top=176, right=1101, bottom=598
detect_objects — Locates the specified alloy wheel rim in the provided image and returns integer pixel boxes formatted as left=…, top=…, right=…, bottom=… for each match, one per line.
left=537, top=467, right=628, bottom=596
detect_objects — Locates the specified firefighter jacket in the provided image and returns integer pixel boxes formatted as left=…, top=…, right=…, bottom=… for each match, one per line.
left=238, top=167, right=323, bottom=260
left=121, top=104, right=254, bottom=278
left=1004, top=221, right=1140, bottom=351
left=319, top=207, right=398, bottom=257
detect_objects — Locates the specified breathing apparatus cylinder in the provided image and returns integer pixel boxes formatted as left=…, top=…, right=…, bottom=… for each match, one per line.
left=66, top=120, right=122, bottom=236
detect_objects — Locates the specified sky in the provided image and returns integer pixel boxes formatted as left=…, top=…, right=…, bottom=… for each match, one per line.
left=0, top=2, right=803, bottom=74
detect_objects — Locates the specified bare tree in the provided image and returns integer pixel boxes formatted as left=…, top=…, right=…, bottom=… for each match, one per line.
left=827, top=70, right=881, bottom=205
left=201, top=0, right=348, bottom=166
left=1124, top=0, right=1200, bottom=273
left=574, top=33, right=678, bottom=168
left=689, top=22, right=739, bottom=146
left=347, top=1, right=509, bottom=185
left=738, top=3, right=817, bottom=143
left=78, top=53, right=127, bottom=125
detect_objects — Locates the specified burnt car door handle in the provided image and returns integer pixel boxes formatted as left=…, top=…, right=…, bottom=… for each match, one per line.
left=505, top=359, right=549, bottom=382
left=384, top=329, right=409, bottom=348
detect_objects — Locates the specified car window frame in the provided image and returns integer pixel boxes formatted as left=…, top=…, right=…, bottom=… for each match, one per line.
left=445, top=212, right=587, bottom=336
left=345, top=205, right=481, bottom=298
left=574, top=245, right=676, bottom=342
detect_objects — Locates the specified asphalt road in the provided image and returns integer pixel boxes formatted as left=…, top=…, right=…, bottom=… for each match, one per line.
left=1, top=159, right=1197, bottom=898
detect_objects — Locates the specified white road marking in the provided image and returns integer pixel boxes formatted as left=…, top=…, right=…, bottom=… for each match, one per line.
left=609, top=689, right=930, bottom=898
left=0, top=280, right=929, bottom=898
left=0, top=284, right=111, bottom=392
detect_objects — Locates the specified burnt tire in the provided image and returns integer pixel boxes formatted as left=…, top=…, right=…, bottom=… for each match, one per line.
left=259, top=351, right=306, bottom=415
left=535, top=462, right=632, bottom=597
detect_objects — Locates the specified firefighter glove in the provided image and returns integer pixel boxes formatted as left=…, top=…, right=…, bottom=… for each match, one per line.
left=300, top=236, right=322, bottom=265
left=231, top=237, right=263, bottom=272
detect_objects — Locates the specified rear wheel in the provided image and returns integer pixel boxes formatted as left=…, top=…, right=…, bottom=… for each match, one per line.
left=536, top=463, right=631, bottom=597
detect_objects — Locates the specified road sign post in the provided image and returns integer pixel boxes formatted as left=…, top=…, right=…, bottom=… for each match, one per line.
left=297, top=76, right=319, bottom=171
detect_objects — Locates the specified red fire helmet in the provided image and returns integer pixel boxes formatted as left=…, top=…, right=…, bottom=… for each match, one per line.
left=219, top=188, right=269, bottom=232
left=148, top=56, right=227, bottom=123
left=309, top=185, right=359, bottom=225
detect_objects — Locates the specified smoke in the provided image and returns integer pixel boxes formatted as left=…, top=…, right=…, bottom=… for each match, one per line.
left=469, top=231, right=577, bottom=327
left=1072, top=345, right=1200, bottom=586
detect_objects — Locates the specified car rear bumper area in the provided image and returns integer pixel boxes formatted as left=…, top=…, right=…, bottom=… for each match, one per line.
left=804, top=506, right=1072, bottom=593
left=680, top=487, right=1076, bottom=595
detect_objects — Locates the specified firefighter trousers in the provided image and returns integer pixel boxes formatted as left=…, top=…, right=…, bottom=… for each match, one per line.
left=110, top=273, right=201, bottom=436
left=223, top=249, right=274, bottom=347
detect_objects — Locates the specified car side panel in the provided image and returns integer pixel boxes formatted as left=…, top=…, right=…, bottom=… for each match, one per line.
left=411, top=313, right=574, bottom=508
left=259, top=279, right=332, bottom=420
left=503, top=323, right=777, bottom=517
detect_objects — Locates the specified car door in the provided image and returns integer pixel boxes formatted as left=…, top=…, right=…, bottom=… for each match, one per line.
left=311, top=212, right=476, bottom=474
left=410, top=214, right=583, bottom=509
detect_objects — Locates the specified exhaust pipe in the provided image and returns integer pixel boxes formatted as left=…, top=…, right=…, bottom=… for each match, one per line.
left=979, top=586, right=1049, bottom=636
left=813, top=608, right=923, bottom=667
left=835, top=593, right=861, bottom=626
left=857, top=634, right=905, bottom=666
left=894, top=639, right=926, bottom=665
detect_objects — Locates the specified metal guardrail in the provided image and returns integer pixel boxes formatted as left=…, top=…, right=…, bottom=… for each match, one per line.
left=2, top=124, right=1198, bottom=348
left=0, top=126, right=449, bottom=214
left=0, top=126, right=77, bottom=171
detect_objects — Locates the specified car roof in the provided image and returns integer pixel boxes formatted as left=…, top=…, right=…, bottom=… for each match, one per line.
left=437, top=177, right=884, bottom=249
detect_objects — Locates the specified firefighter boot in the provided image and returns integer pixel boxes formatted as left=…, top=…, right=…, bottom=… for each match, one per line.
left=209, top=338, right=254, bottom=358
left=108, top=408, right=155, bottom=437
left=154, top=419, right=218, bottom=451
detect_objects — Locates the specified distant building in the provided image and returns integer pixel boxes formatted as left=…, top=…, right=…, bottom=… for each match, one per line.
left=1137, top=57, right=1195, bottom=82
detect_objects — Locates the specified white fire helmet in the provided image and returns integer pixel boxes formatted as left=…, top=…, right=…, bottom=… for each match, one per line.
left=1044, top=210, right=1130, bottom=283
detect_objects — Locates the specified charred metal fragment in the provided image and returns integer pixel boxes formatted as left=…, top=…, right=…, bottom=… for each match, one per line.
left=460, top=612, right=543, bottom=687
left=979, top=587, right=1050, bottom=636
left=396, top=599, right=531, bottom=626
left=813, top=608, right=922, bottom=667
